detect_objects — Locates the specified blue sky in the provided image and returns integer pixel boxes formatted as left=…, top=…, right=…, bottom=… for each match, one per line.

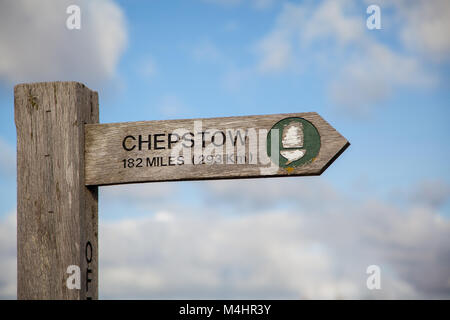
left=0, top=0, right=449, bottom=299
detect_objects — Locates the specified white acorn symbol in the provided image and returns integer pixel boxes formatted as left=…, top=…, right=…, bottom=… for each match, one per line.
left=280, top=121, right=305, bottom=165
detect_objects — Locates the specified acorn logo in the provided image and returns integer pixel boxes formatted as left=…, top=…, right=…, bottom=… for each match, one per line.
left=267, top=117, right=321, bottom=169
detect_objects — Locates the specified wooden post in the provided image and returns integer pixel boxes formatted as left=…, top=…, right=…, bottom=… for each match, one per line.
left=15, top=82, right=99, bottom=299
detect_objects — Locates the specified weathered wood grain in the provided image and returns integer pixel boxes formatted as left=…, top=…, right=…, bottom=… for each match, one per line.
left=85, top=112, right=349, bottom=186
left=15, top=82, right=98, bottom=299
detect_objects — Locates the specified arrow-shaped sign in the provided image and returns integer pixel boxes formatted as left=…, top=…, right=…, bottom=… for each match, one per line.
left=84, top=112, right=349, bottom=186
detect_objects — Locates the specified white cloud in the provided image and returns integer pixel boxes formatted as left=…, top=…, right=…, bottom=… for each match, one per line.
left=101, top=182, right=179, bottom=204
left=0, top=0, right=127, bottom=87
left=378, top=0, right=450, bottom=62
left=0, top=137, right=15, bottom=179
left=329, top=41, right=435, bottom=112
left=0, top=178, right=449, bottom=299
left=410, top=180, right=450, bottom=209
left=96, top=178, right=450, bottom=299
left=390, top=179, right=450, bottom=211
left=0, top=213, right=16, bottom=299
left=202, top=177, right=342, bottom=211
left=254, top=1, right=365, bottom=74
left=252, top=0, right=441, bottom=112
left=300, top=0, right=364, bottom=47
left=97, top=189, right=449, bottom=299
left=256, top=30, right=293, bottom=73
left=100, top=210, right=359, bottom=299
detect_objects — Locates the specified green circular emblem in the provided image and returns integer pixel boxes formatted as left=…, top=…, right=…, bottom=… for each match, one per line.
left=267, top=117, right=321, bottom=168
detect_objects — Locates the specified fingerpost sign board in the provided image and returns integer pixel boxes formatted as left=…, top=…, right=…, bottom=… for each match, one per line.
left=15, top=82, right=349, bottom=299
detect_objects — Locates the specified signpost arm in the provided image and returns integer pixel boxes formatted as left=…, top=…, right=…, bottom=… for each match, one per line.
left=15, top=82, right=99, bottom=299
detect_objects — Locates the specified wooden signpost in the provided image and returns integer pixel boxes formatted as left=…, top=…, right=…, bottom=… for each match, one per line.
left=15, top=81, right=349, bottom=299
